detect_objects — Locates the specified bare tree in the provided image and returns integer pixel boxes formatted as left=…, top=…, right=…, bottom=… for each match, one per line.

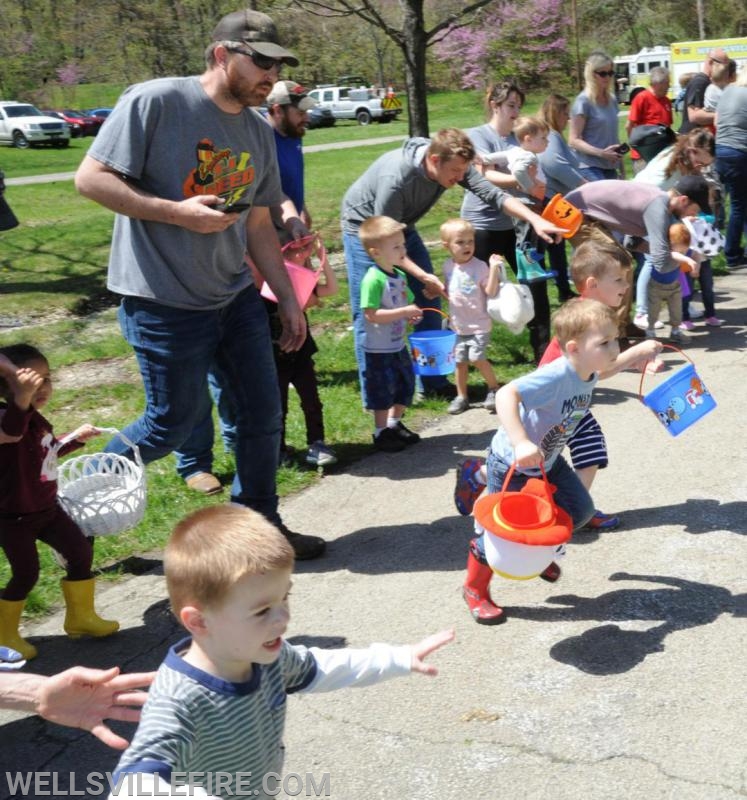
left=291, top=0, right=497, bottom=136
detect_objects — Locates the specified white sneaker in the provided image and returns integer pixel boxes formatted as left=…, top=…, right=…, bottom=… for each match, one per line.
left=635, top=313, right=664, bottom=330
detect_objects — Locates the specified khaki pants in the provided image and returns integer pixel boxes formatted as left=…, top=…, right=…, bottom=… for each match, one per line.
left=647, top=277, right=682, bottom=332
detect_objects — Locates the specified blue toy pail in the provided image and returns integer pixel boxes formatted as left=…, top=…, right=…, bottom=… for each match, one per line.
left=408, top=329, right=456, bottom=376
left=641, top=361, right=716, bottom=437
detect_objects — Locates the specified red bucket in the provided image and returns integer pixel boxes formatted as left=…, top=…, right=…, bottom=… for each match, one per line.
left=474, top=463, right=573, bottom=579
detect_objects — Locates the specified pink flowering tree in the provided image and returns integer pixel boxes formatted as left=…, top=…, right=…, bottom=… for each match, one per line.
left=437, top=0, right=571, bottom=90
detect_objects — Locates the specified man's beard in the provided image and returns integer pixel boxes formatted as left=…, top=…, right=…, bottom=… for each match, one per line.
left=278, top=111, right=305, bottom=139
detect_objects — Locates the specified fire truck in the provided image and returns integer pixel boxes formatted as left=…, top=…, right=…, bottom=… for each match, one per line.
left=613, top=37, right=747, bottom=104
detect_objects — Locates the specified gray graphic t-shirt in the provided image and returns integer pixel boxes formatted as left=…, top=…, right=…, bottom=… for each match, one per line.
left=490, top=357, right=597, bottom=471
left=87, top=76, right=283, bottom=310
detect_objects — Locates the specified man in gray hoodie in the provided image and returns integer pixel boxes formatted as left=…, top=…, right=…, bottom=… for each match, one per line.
left=342, top=128, right=562, bottom=403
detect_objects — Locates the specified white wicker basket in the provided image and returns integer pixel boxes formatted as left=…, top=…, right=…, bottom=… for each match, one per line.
left=57, top=428, right=146, bottom=537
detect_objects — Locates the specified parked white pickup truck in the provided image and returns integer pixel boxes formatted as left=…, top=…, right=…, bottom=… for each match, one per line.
left=0, top=101, right=71, bottom=148
left=307, top=86, right=402, bottom=125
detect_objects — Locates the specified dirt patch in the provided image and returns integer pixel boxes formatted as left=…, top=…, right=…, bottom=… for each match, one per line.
left=55, top=356, right=136, bottom=390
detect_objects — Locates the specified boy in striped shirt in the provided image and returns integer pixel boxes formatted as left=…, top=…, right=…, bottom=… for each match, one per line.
left=110, top=505, right=452, bottom=799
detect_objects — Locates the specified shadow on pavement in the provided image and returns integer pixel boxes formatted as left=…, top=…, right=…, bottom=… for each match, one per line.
left=508, top=572, right=746, bottom=675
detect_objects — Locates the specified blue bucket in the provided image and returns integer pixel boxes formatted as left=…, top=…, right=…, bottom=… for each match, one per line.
left=641, top=362, right=716, bottom=437
left=408, top=329, right=457, bottom=376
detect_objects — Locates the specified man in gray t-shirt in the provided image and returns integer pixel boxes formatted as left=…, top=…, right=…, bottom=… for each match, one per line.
left=74, top=9, right=325, bottom=560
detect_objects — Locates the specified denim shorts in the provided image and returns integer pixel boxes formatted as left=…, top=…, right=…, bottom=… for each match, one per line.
left=363, top=348, right=415, bottom=411
left=454, top=331, right=490, bottom=363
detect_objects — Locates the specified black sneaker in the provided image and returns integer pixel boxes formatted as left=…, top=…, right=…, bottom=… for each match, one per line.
left=277, top=523, right=326, bottom=560
left=392, top=421, right=420, bottom=445
left=373, top=428, right=406, bottom=452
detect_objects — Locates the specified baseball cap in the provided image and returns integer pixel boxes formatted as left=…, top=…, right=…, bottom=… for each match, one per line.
left=267, top=81, right=317, bottom=111
left=212, top=9, right=299, bottom=67
left=673, top=175, right=711, bottom=215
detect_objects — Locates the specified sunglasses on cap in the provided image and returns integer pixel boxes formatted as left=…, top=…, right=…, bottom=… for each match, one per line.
left=709, top=56, right=727, bottom=65
left=595, top=70, right=615, bottom=78
left=226, top=46, right=283, bottom=73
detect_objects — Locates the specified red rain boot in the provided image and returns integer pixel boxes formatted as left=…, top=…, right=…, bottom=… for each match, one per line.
left=463, top=551, right=506, bottom=625
left=540, top=561, right=562, bottom=583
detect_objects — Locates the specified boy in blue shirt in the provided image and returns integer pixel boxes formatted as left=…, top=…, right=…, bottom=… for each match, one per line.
left=359, top=216, right=424, bottom=452
left=463, top=298, right=620, bottom=624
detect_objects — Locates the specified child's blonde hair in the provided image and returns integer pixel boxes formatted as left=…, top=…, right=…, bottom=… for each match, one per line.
left=165, top=505, right=294, bottom=614
left=513, top=115, right=550, bottom=142
left=440, top=217, right=474, bottom=245
left=669, top=222, right=691, bottom=249
left=570, top=240, right=632, bottom=290
left=0, top=343, right=47, bottom=398
left=553, top=297, right=618, bottom=348
left=358, top=215, right=406, bottom=253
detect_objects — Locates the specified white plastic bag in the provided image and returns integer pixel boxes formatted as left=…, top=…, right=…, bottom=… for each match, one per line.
left=487, top=261, right=535, bottom=334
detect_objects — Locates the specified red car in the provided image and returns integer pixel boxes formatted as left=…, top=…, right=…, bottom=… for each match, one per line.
left=43, top=109, right=100, bottom=137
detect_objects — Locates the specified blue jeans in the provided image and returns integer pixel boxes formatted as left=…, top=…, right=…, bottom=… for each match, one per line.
left=579, top=166, right=618, bottom=182
left=635, top=254, right=653, bottom=316
left=109, top=287, right=282, bottom=521
left=343, top=227, right=448, bottom=406
left=715, top=145, right=747, bottom=266
left=173, top=364, right=237, bottom=478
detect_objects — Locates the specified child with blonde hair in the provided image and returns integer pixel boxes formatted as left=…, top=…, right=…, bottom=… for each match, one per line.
left=479, top=115, right=555, bottom=285
left=109, top=505, right=454, bottom=798
left=359, top=216, right=424, bottom=452
left=480, top=115, right=551, bottom=201
left=454, top=242, right=662, bottom=530
left=462, top=298, right=619, bottom=624
left=439, top=218, right=503, bottom=415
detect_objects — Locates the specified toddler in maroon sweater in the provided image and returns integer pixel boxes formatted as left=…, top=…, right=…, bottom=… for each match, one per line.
left=0, top=344, right=118, bottom=662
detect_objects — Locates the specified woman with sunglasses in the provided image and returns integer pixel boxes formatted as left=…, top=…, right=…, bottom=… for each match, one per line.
left=568, top=51, right=625, bottom=181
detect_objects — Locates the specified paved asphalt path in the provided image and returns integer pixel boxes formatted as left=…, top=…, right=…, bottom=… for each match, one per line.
left=1, top=267, right=745, bottom=798
left=3, top=135, right=407, bottom=187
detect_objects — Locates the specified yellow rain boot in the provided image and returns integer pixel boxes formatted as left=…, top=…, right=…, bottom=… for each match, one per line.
left=61, top=578, right=119, bottom=639
left=0, top=598, right=38, bottom=660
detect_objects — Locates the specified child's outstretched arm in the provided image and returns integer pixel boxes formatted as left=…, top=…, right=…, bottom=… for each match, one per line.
left=600, top=339, right=663, bottom=378
left=495, top=384, right=542, bottom=468
left=65, top=424, right=102, bottom=444
left=410, top=628, right=455, bottom=676
left=303, top=629, right=454, bottom=693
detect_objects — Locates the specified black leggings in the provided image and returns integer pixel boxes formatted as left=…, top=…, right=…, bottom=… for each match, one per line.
left=473, top=227, right=551, bottom=363
left=0, top=505, right=92, bottom=600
